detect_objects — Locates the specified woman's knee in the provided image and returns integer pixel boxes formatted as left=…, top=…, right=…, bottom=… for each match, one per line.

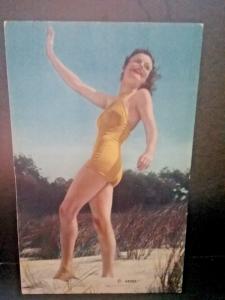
left=92, top=216, right=112, bottom=235
left=59, top=201, right=79, bottom=223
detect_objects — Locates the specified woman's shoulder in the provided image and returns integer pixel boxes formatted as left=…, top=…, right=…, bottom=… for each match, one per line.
left=104, top=95, right=117, bottom=109
left=131, top=88, right=152, bottom=107
left=134, top=88, right=151, bottom=98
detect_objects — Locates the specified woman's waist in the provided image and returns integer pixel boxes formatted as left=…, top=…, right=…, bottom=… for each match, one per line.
left=96, top=133, right=122, bottom=143
left=96, top=129, right=129, bottom=142
left=91, top=137, right=122, bottom=158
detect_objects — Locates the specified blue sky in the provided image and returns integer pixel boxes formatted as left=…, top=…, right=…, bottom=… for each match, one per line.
left=4, top=21, right=203, bottom=182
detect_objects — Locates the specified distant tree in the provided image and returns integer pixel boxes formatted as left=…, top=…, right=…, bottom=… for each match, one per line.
left=113, top=168, right=190, bottom=212
left=14, top=154, right=67, bottom=217
left=158, top=168, right=190, bottom=201
left=113, top=169, right=137, bottom=211
left=14, top=154, right=42, bottom=179
left=144, top=171, right=174, bottom=206
left=54, top=177, right=67, bottom=186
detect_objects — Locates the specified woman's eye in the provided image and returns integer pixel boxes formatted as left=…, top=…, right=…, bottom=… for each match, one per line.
left=134, top=59, right=141, bottom=63
left=134, top=60, right=150, bottom=69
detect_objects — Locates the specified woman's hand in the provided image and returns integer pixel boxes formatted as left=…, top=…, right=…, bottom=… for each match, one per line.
left=46, top=25, right=55, bottom=58
left=137, top=151, right=154, bottom=171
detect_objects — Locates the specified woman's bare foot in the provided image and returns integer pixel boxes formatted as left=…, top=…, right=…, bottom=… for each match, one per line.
left=53, top=266, right=77, bottom=282
left=102, top=272, right=114, bottom=278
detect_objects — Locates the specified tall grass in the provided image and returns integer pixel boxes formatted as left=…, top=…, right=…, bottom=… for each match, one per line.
left=19, top=202, right=187, bottom=260
left=152, top=245, right=185, bottom=293
left=113, top=202, right=187, bottom=259
left=18, top=214, right=60, bottom=258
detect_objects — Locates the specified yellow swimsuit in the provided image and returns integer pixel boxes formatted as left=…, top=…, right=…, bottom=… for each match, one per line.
left=86, top=91, right=135, bottom=187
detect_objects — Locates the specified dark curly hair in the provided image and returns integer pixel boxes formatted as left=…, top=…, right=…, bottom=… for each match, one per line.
left=120, top=48, right=160, bottom=94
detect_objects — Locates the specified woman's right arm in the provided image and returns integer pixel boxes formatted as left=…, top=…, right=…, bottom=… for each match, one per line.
left=46, top=26, right=113, bottom=109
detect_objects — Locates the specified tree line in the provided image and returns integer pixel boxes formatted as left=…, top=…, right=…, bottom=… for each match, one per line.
left=14, top=154, right=190, bottom=217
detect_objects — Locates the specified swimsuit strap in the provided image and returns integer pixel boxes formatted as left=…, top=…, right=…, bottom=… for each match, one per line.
left=117, top=89, right=137, bottom=126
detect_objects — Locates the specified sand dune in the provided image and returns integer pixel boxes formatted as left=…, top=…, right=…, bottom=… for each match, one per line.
left=20, top=248, right=183, bottom=294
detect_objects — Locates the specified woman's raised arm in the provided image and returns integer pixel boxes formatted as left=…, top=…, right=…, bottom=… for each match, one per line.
left=45, top=26, right=113, bottom=109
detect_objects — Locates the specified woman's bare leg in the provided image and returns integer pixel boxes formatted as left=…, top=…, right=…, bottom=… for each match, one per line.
left=89, top=183, right=116, bottom=277
left=53, top=163, right=108, bottom=281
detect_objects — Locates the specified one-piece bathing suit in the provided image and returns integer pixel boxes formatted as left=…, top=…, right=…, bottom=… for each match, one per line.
left=85, top=91, right=135, bottom=187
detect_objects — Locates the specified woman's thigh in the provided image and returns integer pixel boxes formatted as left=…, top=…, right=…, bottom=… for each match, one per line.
left=60, top=162, right=108, bottom=216
left=89, top=183, right=114, bottom=222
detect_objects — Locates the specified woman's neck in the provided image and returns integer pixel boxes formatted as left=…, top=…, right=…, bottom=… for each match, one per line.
left=118, top=85, right=137, bottom=97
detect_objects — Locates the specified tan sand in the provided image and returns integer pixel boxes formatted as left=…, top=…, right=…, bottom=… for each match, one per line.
left=20, top=248, right=183, bottom=294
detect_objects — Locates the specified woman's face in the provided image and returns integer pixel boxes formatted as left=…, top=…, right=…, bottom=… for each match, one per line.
left=122, top=53, right=153, bottom=88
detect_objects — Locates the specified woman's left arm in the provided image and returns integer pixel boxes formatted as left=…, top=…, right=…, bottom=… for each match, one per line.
left=136, top=89, right=158, bottom=171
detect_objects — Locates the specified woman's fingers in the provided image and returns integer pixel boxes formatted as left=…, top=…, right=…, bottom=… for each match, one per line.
left=46, top=25, right=55, bottom=56
left=48, top=26, right=54, bottom=38
left=137, top=157, right=146, bottom=170
left=47, top=26, right=54, bottom=42
left=137, top=153, right=152, bottom=170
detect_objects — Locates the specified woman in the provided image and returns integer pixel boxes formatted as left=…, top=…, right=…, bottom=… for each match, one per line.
left=46, top=26, right=158, bottom=281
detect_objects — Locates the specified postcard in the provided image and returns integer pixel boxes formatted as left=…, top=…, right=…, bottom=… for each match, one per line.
left=4, top=21, right=203, bottom=294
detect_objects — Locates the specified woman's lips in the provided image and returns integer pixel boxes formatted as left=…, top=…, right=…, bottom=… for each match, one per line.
left=131, top=69, right=142, bottom=76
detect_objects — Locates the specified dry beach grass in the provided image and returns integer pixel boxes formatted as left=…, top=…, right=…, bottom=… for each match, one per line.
left=19, top=202, right=187, bottom=293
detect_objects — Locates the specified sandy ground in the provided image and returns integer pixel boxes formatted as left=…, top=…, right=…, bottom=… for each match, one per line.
left=20, top=248, right=183, bottom=294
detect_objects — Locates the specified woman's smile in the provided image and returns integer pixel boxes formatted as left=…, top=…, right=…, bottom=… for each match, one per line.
left=131, top=68, right=143, bottom=77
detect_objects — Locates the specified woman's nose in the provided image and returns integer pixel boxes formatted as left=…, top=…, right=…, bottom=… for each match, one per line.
left=139, top=61, right=144, bottom=68
left=140, top=62, right=145, bottom=71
